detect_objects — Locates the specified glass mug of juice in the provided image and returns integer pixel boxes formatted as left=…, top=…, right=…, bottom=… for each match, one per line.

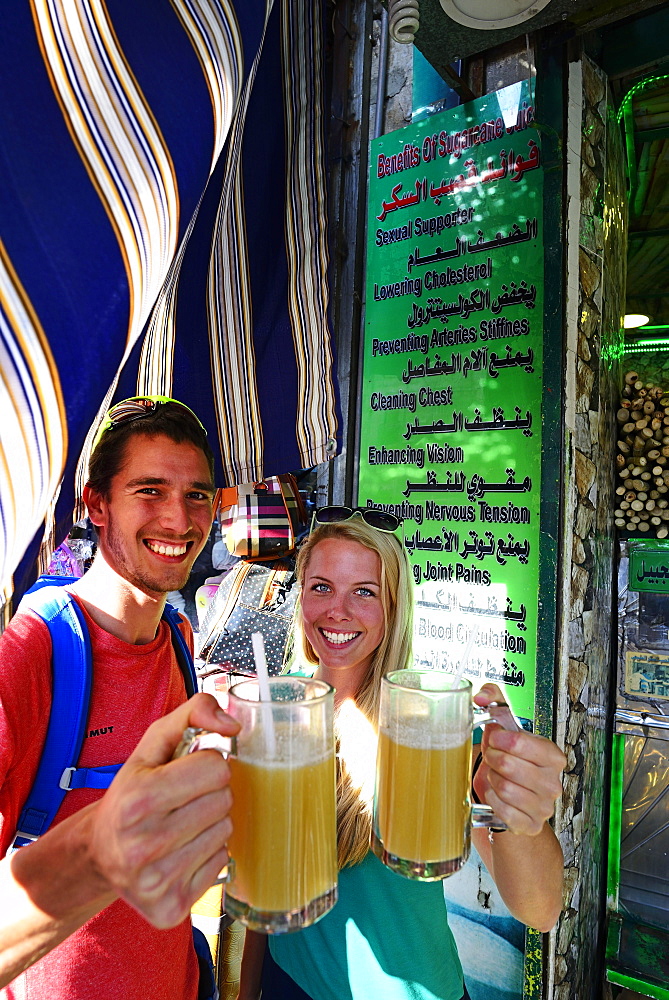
left=371, top=670, right=516, bottom=881
left=176, top=676, right=337, bottom=932
left=224, top=676, right=337, bottom=933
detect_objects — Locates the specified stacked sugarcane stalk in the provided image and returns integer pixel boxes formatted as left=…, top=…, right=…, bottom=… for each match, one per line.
left=616, top=372, right=669, bottom=538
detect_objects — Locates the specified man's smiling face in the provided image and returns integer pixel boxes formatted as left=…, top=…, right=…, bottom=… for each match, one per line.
left=89, top=432, right=215, bottom=597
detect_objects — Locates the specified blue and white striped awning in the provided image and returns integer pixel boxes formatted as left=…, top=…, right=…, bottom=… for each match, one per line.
left=0, top=0, right=340, bottom=601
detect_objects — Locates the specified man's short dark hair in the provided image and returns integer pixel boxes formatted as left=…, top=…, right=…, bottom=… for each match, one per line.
left=87, top=402, right=215, bottom=498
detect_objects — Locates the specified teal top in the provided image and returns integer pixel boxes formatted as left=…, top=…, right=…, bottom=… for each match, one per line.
left=269, top=852, right=464, bottom=1000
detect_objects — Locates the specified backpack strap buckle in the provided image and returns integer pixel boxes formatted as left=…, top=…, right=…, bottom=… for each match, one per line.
left=59, top=764, right=121, bottom=792
left=8, top=830, right=39, bottom=853
left=59, top=767, right=76, bottom=790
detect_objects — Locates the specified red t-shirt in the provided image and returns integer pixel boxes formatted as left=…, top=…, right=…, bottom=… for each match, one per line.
left=0, top=593, right=199, bottom=1000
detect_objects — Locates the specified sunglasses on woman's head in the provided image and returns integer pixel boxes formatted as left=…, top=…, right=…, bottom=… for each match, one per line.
left=314, top=506, right=402, bottom=533
left=92, top=395, right=206, bottom=451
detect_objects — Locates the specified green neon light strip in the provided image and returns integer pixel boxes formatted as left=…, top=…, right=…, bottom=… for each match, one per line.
left=607, top=969, right=669, bottom=999
left=617, top=74, right=669, bottom=123
left=607, top=733, right=624, bottom=908
left=639, top=325, right=669, bottom=330
left=626, top=338, right=669, bottom=346
left=624, top=343, right=669, bottom=354
left=629, top=340, right=669, bottom=348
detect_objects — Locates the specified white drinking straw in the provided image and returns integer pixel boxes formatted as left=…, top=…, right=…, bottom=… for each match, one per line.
left=451, top=623, right=479, bottom=690
left=252, top=632, right=276, bottom=754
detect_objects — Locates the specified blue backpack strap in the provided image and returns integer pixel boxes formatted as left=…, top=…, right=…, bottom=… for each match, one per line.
left=12, top=586, right=95, bottom=848
left=162, top=602, right=197, bottom=697
left=64, top=764, right=123, bottom=791
left=35, top=602, right=195, bottom=801
left=10, top=590, right=196, bottom=853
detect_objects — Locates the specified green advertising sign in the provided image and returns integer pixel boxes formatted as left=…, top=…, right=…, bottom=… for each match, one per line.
left=359, top=82, right=542, bottom=720
left=628, top=540, right=669, bottom=593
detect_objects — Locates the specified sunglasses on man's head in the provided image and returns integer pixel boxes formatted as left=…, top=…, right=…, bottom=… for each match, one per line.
left=93, top=395, right=206, bottom=451
left=314, top=506, right=402, bottom=533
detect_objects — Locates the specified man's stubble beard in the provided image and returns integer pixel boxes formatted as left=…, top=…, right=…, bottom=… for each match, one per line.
left=103, top=511, right=195, bottom=596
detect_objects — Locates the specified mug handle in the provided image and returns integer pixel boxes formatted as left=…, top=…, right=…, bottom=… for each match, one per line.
left=473, top=700, right=522, bottom=733
left=172, top=726, right=237, bottom=758
left=471, top=702, right=521, bottom=834
left=172, top=727, right=237, bottom=885
left=472, top=803, right=505, bottom=831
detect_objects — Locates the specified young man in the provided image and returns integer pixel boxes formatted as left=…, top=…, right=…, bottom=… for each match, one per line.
left=0, top=397, right=237, bottom=998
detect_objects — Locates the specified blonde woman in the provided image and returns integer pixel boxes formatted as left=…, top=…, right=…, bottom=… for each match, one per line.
left=238, top=509, right=565, bottom=1000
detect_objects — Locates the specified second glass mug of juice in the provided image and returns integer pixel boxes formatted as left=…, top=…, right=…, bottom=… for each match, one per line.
left=371, top=670, right=516, bottom=880
left=224, top=676, right=338, bottom=932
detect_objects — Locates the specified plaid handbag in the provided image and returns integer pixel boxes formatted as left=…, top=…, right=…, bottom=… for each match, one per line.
left=224, top=475, right=306, bottom=562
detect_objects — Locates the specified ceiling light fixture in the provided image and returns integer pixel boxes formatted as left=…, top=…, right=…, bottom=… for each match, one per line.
left=623, top=314, right=651, bottom=329
left=388, top=0, right=419, bottom=43
left=438, top=0, right=551, bottom=29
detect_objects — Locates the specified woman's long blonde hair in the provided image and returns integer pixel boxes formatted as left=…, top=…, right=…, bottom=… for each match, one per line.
left=290, top=517, right=414, bottom=867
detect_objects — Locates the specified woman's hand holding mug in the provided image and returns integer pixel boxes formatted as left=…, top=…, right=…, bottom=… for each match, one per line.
left=473, top=683, right=566, bottom=837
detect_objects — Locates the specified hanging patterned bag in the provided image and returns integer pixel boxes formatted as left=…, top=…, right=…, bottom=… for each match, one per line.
left=223, top=475, right=306, bottom=562
left=196, top=558, right=298, bottom=678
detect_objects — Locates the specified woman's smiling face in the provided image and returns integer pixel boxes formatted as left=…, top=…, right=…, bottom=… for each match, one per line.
left=301, top=537, right=385, bottom=692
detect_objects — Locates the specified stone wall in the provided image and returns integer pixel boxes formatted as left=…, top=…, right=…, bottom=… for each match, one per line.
left=552, top=54, right=626, bottom=1000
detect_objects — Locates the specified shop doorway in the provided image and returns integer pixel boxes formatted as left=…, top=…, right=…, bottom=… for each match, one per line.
left=595, top=7, right=669, bottom=998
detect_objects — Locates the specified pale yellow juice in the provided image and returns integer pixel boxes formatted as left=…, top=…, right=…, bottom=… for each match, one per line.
left=375, top=729, right=471, bottom=862
left=227, top=752, right=337, bottom=913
